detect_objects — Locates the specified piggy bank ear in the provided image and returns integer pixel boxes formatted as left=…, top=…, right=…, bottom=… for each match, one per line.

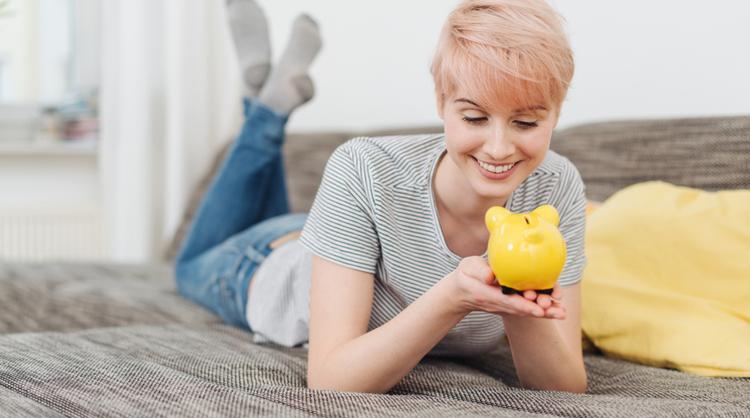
left=485, top=206, right=511, bottom=230
left=532, top=204, right=560, bottom=227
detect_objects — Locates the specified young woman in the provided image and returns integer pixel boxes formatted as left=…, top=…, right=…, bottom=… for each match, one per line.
left=176, top=0, right=587, bottom=395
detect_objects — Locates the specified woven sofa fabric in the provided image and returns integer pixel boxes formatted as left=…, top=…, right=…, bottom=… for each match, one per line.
left=550, top=115, right=750, bottom=201
left=1, top=324, right=748, bottom=418
left=0, top=262, right=220, bottom=334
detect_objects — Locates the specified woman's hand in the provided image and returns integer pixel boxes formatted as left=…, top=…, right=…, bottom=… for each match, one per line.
left=445, top=256, right=566, bottom=319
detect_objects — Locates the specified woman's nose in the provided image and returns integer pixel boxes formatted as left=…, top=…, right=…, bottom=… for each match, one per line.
left=486, top=126, right=515, bottom=158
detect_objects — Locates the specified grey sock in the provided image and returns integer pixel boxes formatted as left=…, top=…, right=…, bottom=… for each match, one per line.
left=226, top=0, right=271, bottom=97
left=259, top=14, right=322, bottom=115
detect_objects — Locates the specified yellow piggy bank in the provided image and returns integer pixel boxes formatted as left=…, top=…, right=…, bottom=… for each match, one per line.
left=484, top=204, right=567, bottom=295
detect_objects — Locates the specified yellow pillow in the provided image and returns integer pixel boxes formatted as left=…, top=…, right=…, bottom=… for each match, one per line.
left=581, top=181, right=750, bottom=377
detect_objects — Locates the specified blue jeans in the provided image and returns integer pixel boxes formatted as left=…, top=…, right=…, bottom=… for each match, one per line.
left=174, top=98, right=308, bottom=330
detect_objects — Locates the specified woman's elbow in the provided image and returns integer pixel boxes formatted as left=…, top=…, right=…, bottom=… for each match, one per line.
left=566, top=371, right=589, bottom=394
left=560, top=378, right=588, bottom=394
left=306, top=370, right=334, bottom=392
left=521, top=375, right=588, bottom=394
left=306, top=370, right=388, bottom=394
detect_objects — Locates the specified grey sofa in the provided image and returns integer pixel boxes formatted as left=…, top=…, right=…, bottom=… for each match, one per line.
left=1, top=115, right=749, bottom=417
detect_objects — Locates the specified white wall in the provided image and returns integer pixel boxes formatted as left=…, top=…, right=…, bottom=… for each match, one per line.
left=259, top=0, right=750, bottom=132
left=557, top=0, right=750, bottom=128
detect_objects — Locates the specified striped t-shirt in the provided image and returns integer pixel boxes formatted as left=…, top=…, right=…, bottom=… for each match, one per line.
left=247, top=133, right=587, bottom=356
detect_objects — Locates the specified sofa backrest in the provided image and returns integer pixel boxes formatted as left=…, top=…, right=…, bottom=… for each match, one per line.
left=164, top=115, right=750, bottom=260
left=551, top=115, right=750, bottom=201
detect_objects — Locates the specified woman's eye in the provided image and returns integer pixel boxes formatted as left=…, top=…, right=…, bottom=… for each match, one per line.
left=514, top=120, right=538, bottom=129
left=462, top=116, right=487, bottom=125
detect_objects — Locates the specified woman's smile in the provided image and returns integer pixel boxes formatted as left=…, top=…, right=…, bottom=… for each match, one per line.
left=471, top=156, right=522, bottom=180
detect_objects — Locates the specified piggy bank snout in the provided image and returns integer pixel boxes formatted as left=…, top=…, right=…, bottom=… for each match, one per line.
left=522, top=227, right=544, bottom=243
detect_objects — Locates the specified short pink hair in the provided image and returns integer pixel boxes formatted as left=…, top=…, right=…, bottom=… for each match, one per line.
left=431, top=0, right=574, bottom=113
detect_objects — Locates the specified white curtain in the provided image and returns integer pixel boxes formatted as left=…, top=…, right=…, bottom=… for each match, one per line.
left=100, top=0, right=242, bottom=262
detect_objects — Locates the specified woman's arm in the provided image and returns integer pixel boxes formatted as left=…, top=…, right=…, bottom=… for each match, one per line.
left=306, top=255, right=467, bottom=394
left=307, top=255, right=562, bottom=394
left=502, top=283, right=587, bottom=393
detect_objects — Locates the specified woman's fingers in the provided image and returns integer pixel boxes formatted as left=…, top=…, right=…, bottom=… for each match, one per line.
left=456, top=258, right=565, bottom=319
left=505, top=292, right=566, bottom=319
left=543, top=284, right=565, bottom=319
left=506, top=294, right=544, bottom=317
left=520, top=288, right=557, bottom=308
left=536, top=294, right=552, bottom=308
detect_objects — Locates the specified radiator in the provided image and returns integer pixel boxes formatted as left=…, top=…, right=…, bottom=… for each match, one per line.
left=0, top=207, right=107, bottom=261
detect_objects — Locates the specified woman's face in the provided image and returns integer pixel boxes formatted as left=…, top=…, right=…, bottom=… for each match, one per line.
left=439, top=90, right=558, bottom=204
